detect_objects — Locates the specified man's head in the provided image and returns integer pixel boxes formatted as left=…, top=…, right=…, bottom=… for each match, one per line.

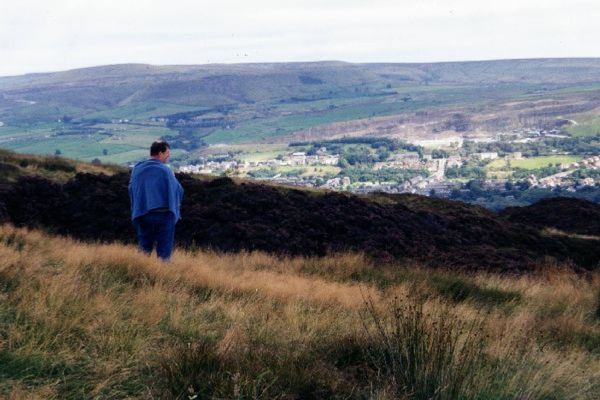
left=150, top=140, right=171, bottom=163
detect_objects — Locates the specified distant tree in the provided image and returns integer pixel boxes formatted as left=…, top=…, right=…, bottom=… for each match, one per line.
left=516, top=180, right=531, bottom=190
left=55, top=149, right=62, bottom=156
left=306, top=146, right=317, bottom=156
left=431, top=149, right=450, bottom=159
left=91, top=158, right=102, bottom=165
left=466, top=180, right=485, bottom=197
left=446, top=113, right=471, bottom=132
left=103, top=149, right=109, bottom=156
left=450, top=188, right=462, bottom=199
left=378, top=150, right=390, bottom=161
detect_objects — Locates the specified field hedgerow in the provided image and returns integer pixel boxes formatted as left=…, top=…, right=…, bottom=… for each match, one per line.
left=0, top=224, right=599, bottom=399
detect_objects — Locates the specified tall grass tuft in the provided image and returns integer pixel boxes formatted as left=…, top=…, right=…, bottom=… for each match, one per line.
left=360, top=291, right=487, bottom=399
left=160, top=340, right=226, bottom=399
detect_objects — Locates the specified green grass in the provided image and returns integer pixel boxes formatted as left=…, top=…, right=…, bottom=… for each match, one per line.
left=83, top=101, right=202, bottom=121
left=96, top=124, right=172, bottom=146
left=246, top=165, right=341, bottom=177
left=0, top=122, right=64, bottom=138
left=0, top=122, right=177, bottom=163
left=297, top=165, right=340, bottom=176
left=3, top=137, right=139, bottom=159
left=487, top=158, right=509, bottom=170
left=566, top=115, right=600, bottom=137
left=487, top=156, right=581, bottom=171
left=510, top=155, right=581, bottom=169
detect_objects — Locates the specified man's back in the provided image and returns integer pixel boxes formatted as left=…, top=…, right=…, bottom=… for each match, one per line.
left=129, top=159, right=183, bottom=221
left=128, top=140, right=183, bottom=260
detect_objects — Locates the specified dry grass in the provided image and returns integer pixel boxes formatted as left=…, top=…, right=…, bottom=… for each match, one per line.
left=0, top=224, right=599, bottom=399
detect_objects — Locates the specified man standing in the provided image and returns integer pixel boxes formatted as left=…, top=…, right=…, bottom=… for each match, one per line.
left=129, top=140, right=183, bottom=261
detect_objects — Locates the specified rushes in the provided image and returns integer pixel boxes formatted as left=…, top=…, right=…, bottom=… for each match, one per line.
left=360, top=292, right=487, bottom=399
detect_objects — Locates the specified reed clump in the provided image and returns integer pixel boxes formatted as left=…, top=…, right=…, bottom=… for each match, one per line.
left=0, top=224, right=599, bottom=399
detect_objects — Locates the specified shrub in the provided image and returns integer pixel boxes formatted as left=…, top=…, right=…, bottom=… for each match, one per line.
left=360, top=292, right=487, bottom=399
left=0, top=162, right=21, bottom=183
left=40, top=158, right=76, bottom=173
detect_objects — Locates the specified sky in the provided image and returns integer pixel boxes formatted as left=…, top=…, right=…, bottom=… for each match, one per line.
left=1, top=0, right=600, bottom=77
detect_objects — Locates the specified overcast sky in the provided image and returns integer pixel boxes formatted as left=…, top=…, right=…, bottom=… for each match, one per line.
left=1, top=0, right=599, bottom=77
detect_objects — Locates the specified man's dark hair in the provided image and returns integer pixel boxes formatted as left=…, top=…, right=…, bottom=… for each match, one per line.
left=150, top=141, right=170, bottom=156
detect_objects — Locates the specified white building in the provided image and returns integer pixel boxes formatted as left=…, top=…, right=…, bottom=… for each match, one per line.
left=473, top=152, right=499, bottom=160
left=290, top=152, right=306, bottom=165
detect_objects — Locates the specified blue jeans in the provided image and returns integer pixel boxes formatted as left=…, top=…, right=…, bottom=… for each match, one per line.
left=133, top=211, right=176, bottom=261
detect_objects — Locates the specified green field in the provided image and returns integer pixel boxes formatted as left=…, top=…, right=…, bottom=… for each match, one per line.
left=566, top=115, right=600, bottom=137
left=486, top=170, right=513, bottom=179
left=95, top=124, right=172, bottom=147
left=487, top=159, right=510, bottom=170
left=285, top=165, right=340, bottom=177
left=245, top=165, right=340, bottom=178
left=3, top=136, right=139, bottom=159
left=203, top=85, right=533, bottom=145
left=510, top=155, right=581, bottom=169
left=0, top=122, right=175, bottom=164
left=83, top=101, right=203, bottom=121
left=3, top=61, right=600, bottom=165
left=487, top=155, right=581, bottom=172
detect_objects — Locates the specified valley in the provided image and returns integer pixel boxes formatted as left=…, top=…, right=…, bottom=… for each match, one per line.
left=3, top=60, right=600, bottom=208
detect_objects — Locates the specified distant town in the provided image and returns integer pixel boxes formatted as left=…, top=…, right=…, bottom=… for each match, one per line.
left=175, top=125, right=600, bottom=209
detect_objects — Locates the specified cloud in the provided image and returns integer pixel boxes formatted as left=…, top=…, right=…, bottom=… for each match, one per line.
left=1, top=0, right=599, bottom=76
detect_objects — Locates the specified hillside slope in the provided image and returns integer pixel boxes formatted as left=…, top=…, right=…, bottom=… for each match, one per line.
left=2, top=225, right=598, bottom=398
left=2, top=59, right=600, bottom=124
left=4, top=59, right=600, bottom=164
left=0, top=151, right=599, bottom=271
left=501, top=197, right=600, bottom=236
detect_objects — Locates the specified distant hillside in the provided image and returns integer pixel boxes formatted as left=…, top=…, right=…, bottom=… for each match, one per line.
left=3, top=58, right=600, bottom=163
left=2, top=59, right=600, bottom=124
left=1, top=150, right=599, bottom=271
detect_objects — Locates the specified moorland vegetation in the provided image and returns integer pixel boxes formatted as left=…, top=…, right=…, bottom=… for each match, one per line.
left=2, top=149, right=600, bottom=271
left=0, top=225, right=599, bottom=399
left=1, top=151, right=600, bottom=398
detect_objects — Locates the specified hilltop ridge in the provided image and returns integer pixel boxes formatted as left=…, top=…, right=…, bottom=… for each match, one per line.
left=3, top=58, right=600, bottom=123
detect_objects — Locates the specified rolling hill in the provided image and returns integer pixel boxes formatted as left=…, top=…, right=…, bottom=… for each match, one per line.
left=2, top=59, right=600, bottom=163
left=3, top=59, right=600, bottom=121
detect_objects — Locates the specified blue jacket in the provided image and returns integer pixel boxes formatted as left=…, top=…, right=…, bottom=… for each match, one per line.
left=128, top=159, right=184, bottom=221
